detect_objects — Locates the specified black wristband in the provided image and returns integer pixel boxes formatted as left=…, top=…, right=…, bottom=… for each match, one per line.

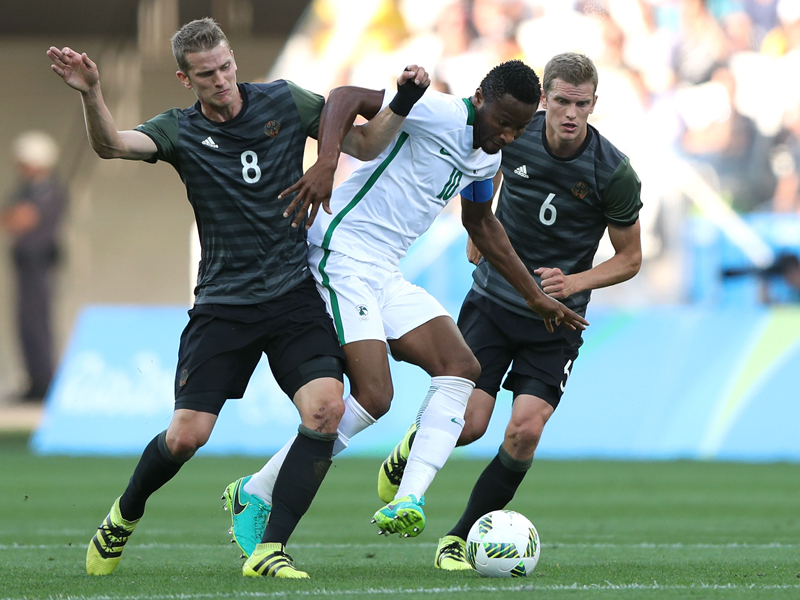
left=388, top=74, right=427, bottom=117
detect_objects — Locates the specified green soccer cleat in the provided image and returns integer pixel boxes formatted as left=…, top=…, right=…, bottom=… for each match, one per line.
left=86, top=497, right=140, bottom=575
left=242, top=542, right=310, bottom=578
left=377, top=423, right=417, bottom=503
left=222, top=475, right=271, bottom=558
left=372, top=494, right=426, bottom=537
left=435, top=535, right=472, bottom=570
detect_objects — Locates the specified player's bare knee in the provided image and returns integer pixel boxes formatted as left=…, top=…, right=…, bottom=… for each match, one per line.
left=505, top=420, right=544, bottom=454
left=436, top=352, right=481, bottom=382
left=309, top=395, right=345, bottom=431
left=351, top=382, right=393, bottom=419
left=458, top=419, right=488, bottom=446
left=166, top=428, right=208, bottom=459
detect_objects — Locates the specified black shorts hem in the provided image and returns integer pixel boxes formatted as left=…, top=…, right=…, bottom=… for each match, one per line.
left=174, top=391, right=240, bottom=415
left=503, top=374, right=561, bottom=409
left=278, top=356, right=344, bottom=400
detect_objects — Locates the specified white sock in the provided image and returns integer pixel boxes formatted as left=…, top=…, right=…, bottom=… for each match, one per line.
left=396, top=376, right=474, bottom=500
left=333, top=393, right=377, bottom=454
left=244, top=435, right=294, bottom=504
left=243, top=394, right=375, bottom=504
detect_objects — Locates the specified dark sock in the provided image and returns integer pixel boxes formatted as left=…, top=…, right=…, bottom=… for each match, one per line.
left=262, top=426, right=335, bottom=545
left=448, top=446, right=530, bottom=540
left=119, top=431, right=185, bottom=521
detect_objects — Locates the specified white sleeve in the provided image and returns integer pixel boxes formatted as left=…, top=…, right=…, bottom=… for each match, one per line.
left=398, top=92, right=460, bottom=138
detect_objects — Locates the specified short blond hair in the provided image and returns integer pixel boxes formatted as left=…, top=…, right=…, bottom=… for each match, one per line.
left=13, top=131, right=59, bottom=170
left=171, top=17, right=230, bottom=73
left=543, top=52, right=598, bottom=96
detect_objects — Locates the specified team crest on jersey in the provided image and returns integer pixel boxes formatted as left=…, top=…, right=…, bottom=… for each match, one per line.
left=571, top=182, right=589, bottom=199
left=179, top=369, right=189, bottom=386
left=356, top=305, right=369, bottom=320
left=264, top=120, right=281, bottom=138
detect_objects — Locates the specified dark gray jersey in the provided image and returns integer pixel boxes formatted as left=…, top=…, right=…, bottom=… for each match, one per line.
left=472, top=111, right=642, bottom=318
left=136, top=80, right=324, bottom=305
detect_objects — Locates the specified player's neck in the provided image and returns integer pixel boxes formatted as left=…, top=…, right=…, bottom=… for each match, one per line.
left=545, top=127, right=587, bottom=159
left=200, top=89, right=244, bottom=123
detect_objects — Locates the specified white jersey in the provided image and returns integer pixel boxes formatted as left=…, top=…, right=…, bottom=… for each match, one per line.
left=307, top=90, right=500, bottom=268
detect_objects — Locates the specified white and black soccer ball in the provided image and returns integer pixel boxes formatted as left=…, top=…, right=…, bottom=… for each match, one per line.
left=466, top=510, right=540, bottom=578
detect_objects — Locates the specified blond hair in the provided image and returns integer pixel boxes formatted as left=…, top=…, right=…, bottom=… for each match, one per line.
left=542, top=53, right=598, bottom=96
left=171, top=18, right=230, bottom=73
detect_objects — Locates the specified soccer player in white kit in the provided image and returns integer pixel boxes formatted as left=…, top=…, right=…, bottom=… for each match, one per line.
left=225, top=61, right=588, bottom=549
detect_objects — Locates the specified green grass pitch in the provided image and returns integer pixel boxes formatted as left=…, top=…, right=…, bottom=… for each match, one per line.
left=1, top=432, right=799, bottom=599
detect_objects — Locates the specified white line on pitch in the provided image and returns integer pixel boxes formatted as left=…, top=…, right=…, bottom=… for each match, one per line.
left=3, top=541, right=799, bottom=550
left=2, top=582, right=800, bottom=600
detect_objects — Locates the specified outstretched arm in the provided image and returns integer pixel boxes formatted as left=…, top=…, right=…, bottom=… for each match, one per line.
left=280, top=65, right=429, bottom=229
left=534, top=220, right=642, bottom=298
left=461, top=197, right=589, bottom=332
left=339, top=66, right=430, bottom=161
left=48, top=46, right=156, bottom=160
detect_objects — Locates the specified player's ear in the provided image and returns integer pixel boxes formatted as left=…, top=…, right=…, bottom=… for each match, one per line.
left=473, top=87, right=484, bottom=108
left=589, top=94, right=598, bottom=114
left=176, top=70, right=192, bottom=90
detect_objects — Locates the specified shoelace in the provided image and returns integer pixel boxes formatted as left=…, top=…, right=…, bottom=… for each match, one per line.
left=99, top=523, right=132, bottom=549
left=253, top=505, right=269, bottom=536
left=273, top=550, right=294, bottom=566
left=385, top=457, right=405, bottom=485
left=441, top=540, right=466, bottom=560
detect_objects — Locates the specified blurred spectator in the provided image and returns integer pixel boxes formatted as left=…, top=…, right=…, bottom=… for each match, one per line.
left=677, top=64, right=776, bottom=212
left=761, top=0, right=800, bottom=55
left=1, top=132, right=67, bottom=402
left=673, top=0, right=730, bottom=85
left=772, top=106, right=800, bottom=213
left=745, top=0, right=780, bottom=48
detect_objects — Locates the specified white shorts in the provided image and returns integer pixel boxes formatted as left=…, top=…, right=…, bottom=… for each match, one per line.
left=308, top=244, right=450, bottom=345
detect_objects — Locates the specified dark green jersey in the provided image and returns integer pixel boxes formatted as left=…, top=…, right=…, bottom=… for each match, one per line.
left=135, top=80, right=324, bottom=305
left=472, top=111, right=642, bottom=318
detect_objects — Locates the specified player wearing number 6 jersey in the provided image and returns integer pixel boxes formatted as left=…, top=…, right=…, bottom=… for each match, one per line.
left=377, top=53, right=643, bottom=570
left=228, top=60, right=589, bottom=548
left=49, top=17, right=431, bottom=579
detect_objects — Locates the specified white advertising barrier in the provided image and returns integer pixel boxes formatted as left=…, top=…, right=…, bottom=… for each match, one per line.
left=31, top=303, right=800, bottom=460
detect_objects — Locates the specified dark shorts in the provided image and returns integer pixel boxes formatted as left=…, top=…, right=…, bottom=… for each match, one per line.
left=457, top=289, right=583, bottom=409
left=174, top=277, right=345, bottom=415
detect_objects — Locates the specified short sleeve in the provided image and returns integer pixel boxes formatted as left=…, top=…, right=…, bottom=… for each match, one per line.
left=287, top=81, right=326, bottom=139
left=603, top=157, right=642, bottom=226
left=135, top=109, right=180, bottom=166
left=398, top=92, right=460, bottom=138
left=460, top=178, right=494, bottom=203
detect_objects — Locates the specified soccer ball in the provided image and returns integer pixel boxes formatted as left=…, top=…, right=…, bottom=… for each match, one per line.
left=466, top=510, right=540, bottom=577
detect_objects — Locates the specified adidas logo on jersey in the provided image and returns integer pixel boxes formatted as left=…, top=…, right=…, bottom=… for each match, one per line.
left=202, top=136, right=219, bottom=149
left=514, top=165, right=529, bottom=178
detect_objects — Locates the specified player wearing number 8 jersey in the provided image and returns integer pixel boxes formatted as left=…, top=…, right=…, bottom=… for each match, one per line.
left=230, top=60, right=589, bottom=545
left=378, top=53, right=643, bottom=570
left=49, top=17, right=431, bottom=578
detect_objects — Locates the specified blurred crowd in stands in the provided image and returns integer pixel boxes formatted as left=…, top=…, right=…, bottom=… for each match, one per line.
left=270, top=0, right=800, bottom=281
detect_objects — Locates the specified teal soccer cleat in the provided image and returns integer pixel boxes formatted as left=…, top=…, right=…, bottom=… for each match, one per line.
left=222, top=475, right=271, bottom=558
left=371, top=494, right=426, bottom=537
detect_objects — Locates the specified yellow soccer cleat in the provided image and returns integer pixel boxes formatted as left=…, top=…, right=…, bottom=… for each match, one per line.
left=242, top=542, right=310, bottom=579
left=435, top=535, right=472, bottom=570
left=377, top=423, right=417, bottom=503
left=86, top=497, right=140, bottom=575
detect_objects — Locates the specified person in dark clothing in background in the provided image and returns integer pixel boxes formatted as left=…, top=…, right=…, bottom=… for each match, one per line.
left=2, top=131, right=67, bottom=402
